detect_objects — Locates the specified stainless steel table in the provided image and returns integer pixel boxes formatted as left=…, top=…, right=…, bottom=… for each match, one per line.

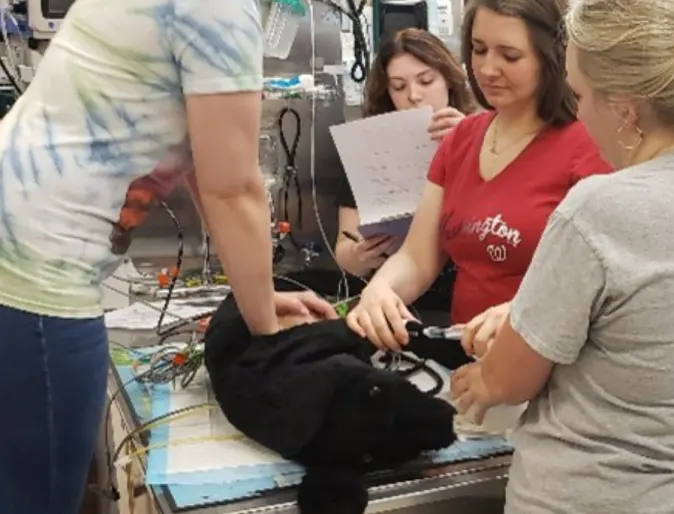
left=106, top=326, right=510, bottom=514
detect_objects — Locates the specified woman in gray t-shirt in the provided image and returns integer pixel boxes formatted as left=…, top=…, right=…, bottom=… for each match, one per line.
left=451, top=0, right=674, bottom=512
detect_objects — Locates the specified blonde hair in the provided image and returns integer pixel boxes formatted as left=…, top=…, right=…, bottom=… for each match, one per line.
left=566, top=0, right=674, bottom=125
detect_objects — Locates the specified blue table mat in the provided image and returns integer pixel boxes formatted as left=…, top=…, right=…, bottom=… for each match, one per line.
left=114, top=364, right=513, bottom=510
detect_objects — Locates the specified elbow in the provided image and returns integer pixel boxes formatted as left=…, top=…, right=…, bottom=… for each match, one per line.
left=202, top=180, right=266, bottom=201
left=197, top=164, right=267, bottom=201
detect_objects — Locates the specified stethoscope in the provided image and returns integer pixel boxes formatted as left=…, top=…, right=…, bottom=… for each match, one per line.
left=375, top=320, right=465, bottom=396
left=376, top=351, right=444, bottom=396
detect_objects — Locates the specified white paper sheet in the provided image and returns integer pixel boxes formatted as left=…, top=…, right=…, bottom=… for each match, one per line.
left=104, top=297, right=223, bottom=330
left=329, top=107, right=437, bottom=229
left=155, top=356, right=456, bottom=479
left=141, top=348, right=445, bottom=480
left=162, top=371, right=288, bottom=478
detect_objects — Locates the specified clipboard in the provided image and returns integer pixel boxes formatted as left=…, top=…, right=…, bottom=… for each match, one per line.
left=330, top=107, right=437, bottom=241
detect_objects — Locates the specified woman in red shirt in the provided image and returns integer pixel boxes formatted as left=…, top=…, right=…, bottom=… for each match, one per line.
left=346, top=0, right=612, bottom=351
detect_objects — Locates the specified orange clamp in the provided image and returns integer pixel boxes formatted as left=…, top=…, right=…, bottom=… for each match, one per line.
left=157, top=272, right=170, bottom=287
left=277, top=221, right=291, bottom=234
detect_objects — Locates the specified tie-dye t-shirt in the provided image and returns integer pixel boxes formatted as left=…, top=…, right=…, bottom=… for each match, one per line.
left=0, top=0, right=263, bottom=318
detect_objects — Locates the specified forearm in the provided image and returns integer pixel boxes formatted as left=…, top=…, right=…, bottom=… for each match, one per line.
left=200, top=181, right=277, bottom=335
left=480, top=317, right=554, bottom=405
left=368, top=249, right=439, bottom=305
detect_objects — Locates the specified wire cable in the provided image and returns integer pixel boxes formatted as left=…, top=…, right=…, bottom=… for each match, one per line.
left=111, top=403, right=215, bottom=465
left=376, top=352, right=444, bottom=396
left=306, top=0, right=359, bottom=303
left=0, top=3, right=23, bottom=96
left=345, top=0, right=370, bottom=83
left=0, top=2, right=32, bottom=93
left=277, top=106, right=303, bottom=247
left=105, top=351, right=212, bottom=500
left=155, top=200, right=184, bottom=335
left=115, top=432, right=243, bottom=467
left=201, top=230, right=212, bottom=285
left=105, top=367, right=155, bottom=501
left=324, top=0, right=370, bottom=83
left=131, top=344, right=203, bottom=390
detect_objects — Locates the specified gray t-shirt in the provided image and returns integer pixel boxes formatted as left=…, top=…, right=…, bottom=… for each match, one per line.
left=506, top=153, right=674, bottom=514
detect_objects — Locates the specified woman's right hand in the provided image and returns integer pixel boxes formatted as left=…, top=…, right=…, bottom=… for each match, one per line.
left=349, top=235, right=398, bottom=273
left=460, top=302, right=511, bottom=358
left=346, top=283, right=416, bottom=352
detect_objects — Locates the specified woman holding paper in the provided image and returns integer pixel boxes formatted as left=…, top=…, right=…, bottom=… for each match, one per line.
left=346, top=0, right=612, bottom=352
left=334, top=29, right=476, bottom=277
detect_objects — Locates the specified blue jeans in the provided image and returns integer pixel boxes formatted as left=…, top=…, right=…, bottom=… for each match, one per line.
left=0, top=304, right=109, bottom=514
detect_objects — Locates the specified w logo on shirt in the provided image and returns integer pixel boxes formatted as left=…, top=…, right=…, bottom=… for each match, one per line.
left=487, top=244, right=507, bottom=263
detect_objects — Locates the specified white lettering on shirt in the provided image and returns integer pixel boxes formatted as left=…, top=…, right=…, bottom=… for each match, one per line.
left=462, top=213, right=522, bottom=248
left=441, top=211, right=522, bottom=263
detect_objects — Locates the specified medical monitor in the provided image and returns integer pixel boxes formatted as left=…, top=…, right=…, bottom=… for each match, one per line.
left=27, top=0, right=76, bottom=39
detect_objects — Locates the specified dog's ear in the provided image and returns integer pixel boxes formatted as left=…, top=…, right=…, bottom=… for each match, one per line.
left=355, top=377, right=456, bottom=470
left=383, top=379, right=457, bottom=454
left=297, top=468, right=368, bottom=514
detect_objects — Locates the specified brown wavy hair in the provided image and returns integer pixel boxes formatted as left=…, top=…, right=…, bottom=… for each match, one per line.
left=461, top=0, right=576, bottom=126
left=363, top=29, right=476, bottom=117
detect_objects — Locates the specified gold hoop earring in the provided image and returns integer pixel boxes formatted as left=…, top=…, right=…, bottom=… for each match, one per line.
left=617, top=123, right=644, bottom=151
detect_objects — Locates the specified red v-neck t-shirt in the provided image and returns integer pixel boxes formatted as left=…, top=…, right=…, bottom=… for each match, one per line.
left=427, top=112, right=612, bottom=324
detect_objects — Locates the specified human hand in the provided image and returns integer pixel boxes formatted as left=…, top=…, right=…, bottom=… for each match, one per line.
left=461, top=302, right=511, bottom=358
left=345, top=283, right=416, bottom=352
left=273, top=291, right=339, bottom=320
left=450, top=362, right=495, bottom=424
left=427, top=106, right=465, bottom=142
left=350, top=234, right=398, bottom=272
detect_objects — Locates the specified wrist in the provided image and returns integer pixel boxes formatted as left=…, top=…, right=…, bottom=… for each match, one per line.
left=249, top=317, right=280, bottom=336
left=349, top=242, right=374, bottom=277
left=241, top=296, right=279, bottom=336
left=479, top=363, right=501, bottom=407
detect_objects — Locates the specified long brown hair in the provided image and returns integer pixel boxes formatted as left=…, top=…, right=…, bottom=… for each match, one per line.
left=363, top=29, right=476, bottom=117
left=461, top=0, right=576, bottom=126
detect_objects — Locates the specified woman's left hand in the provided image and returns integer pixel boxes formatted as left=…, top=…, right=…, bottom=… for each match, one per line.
left=461, top=302, right=511, bottom=358
left=450, top=362, right=495, bottom=424
left=274, top=291, right=339, bottom=320
left=427, top=106, right=465, bottom=142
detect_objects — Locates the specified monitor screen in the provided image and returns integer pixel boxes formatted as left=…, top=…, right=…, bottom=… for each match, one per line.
left=42, top=0, right=75, bottom=17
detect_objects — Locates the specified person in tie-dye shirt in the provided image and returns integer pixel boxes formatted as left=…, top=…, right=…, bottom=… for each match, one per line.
left=0, top=2, right=335, bottom=513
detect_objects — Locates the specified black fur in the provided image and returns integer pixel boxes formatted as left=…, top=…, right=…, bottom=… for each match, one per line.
left=297, top=468, right=368, bottom=514
left=204, top=293, right=459, bottom=514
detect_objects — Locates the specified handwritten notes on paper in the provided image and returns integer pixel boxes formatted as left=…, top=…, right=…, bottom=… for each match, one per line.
left=330, top=107, right=437, bottom=237
left=104, top=297, right=224, bottom=331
